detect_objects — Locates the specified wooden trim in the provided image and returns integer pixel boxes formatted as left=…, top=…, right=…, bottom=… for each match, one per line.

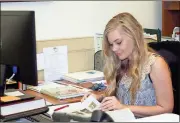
left=162, top=1, right=180, bottom=36
left=163, top=1, right=180, bottom=10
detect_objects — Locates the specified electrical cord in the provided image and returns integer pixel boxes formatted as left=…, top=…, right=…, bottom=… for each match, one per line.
left=7, top=66, right=17, bottom=84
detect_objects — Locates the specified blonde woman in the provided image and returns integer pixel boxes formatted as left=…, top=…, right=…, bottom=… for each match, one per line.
left=82, top=12, right=174, bottom=117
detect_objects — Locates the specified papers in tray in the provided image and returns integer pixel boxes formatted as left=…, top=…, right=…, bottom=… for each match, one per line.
left=63, top=70, right=104, bottom=83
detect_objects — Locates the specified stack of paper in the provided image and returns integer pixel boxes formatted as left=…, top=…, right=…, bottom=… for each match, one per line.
left=143, top=33, right=157, bottom=41
left=131, top=113, right=179, bottom=122
left=63, top=70, right=104, bottom=83
left=51, top=96, right=135, bottom=122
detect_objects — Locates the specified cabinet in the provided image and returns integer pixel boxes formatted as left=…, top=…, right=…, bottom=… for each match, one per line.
left=162, top=1, right=180, bottom=36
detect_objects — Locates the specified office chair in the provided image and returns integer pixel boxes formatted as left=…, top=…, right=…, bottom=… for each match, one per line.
left=144, top=28, right=161, bottom=42
left=148, top=41, right=180, bottom=115
left=94, top=50, right=104, bottom=72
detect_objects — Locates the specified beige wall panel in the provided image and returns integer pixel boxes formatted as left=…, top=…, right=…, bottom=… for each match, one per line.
left=36, top=37, right=95, bottom=81
left=36, top=37, right=94, bottom=53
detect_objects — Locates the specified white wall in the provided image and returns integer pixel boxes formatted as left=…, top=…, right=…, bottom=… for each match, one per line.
left=1, top=1, right=162, bottom=41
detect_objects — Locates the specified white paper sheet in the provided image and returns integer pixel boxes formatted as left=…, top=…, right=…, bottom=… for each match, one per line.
left=5, top=91, right=24, bottom=96
left=43, top=45, right=68, bottom=82
left=81, top=95, right=101, bottom=112
left=94, top=33, right=103, bottom=53
left=130, top=113, right=179, bottom=122
left=47, top=102, right=82, bottom=118
left=106, top=108, right=135, bottom=122
left=37, top=53, right=45, bottom=70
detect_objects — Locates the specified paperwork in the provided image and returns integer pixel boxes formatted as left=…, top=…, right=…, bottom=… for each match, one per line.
left=5, top=91, right=24, bottom=96
left=51, top=95, right=136, bottom=122
left=130, top=113, right=179, bottom=122
left=50, top=95, right=101, bottom=121
left=43, top=45, right=68, bottom=82
left=37, top=53, right=45, bottom=71
left=94, top=33, right=103, bottom=52
left=49, top=95, right=179, bottom=122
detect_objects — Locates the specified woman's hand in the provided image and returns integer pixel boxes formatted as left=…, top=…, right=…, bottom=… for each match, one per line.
left=81, top=92, right=98, bottom=102
left=100, top=96, right=125, bottom=111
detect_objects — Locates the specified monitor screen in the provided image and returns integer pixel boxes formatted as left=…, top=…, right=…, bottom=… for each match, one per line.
left=1, top=11, right=38, bottom=86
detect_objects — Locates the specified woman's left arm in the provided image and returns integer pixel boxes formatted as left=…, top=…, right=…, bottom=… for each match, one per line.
left=100, top=57, right=174, bottom=117
left=123, top=57, right=174, bottom=117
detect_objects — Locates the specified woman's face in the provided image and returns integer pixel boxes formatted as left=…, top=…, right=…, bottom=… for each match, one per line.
left=107, top=28, right=135, bottom=60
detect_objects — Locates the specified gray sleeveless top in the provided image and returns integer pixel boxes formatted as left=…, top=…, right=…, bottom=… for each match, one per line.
left=116, top=53, right=158, bottom=106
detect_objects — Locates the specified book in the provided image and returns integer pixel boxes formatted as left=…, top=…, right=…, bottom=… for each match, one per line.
left=0, top=96, right=47, bottom=117
left=27, top=82, right=91, bottom=100
left=62, top=70, right=104, bottom=83
left=51, top=95, right=136, bottom=122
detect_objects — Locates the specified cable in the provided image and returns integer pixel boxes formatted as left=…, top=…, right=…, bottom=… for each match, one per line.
left=7, top=66, right=17, bottom=84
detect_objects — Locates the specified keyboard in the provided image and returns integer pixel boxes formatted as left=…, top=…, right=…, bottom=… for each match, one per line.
left=25, top=114, right=53, bottom=122
left=7, top=114, right=53, bottom=122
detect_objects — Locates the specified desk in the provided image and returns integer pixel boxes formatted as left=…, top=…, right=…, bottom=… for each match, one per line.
left=23, top=81, right=104, bottom=122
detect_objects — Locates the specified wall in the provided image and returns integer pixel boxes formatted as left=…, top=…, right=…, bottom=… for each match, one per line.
left=36, top=37, right=94, bottom=80
left=1, top=1, right=162, bottom=41
left=1, top=1, right=162, bottom=80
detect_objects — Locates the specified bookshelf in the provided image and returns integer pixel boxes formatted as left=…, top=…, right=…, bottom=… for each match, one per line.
left=162, top=1, right=180, bottom=36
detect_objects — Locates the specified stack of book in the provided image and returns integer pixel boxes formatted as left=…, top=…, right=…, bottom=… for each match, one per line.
left=62, top=70, right=104, bottom=83
left=0, top=90, right=48, bottom=121
left=28, top=82, right=91, bottom=100
left=41, top=85, right=90, bottom=100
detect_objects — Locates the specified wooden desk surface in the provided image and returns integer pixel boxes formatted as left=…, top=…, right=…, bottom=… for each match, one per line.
left=25, top=81, right=104, bottom=105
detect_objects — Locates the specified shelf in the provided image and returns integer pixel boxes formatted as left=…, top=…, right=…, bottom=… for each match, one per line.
left=162, top=1, right=180, bottom=36
left=164, top=1, right=180, bottom=10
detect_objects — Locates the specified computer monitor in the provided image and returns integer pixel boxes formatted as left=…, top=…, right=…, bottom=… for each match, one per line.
left=1, top=11, right=38, bottom=90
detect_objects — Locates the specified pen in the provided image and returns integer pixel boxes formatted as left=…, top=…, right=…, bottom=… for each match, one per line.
left=47, top=103, right=62, bottom=107
left=54, top=105, right=69, bottom=111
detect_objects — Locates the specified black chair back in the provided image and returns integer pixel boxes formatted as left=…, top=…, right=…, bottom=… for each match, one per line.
left=148, top=41, right=180, bottom=115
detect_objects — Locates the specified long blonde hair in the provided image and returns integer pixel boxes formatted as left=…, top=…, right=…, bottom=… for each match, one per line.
left=103, top=12, right=149, bottom=104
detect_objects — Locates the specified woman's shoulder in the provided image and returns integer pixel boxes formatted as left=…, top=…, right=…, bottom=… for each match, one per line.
left=141, top=52, right=165, bottom=81
left=145, top=52, right=160, bottom=67
left=148, top=51, right=160, bottom=58
left=147, top=52, right=162, bottom=65
left=149, top=53, right=169, bottom=74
